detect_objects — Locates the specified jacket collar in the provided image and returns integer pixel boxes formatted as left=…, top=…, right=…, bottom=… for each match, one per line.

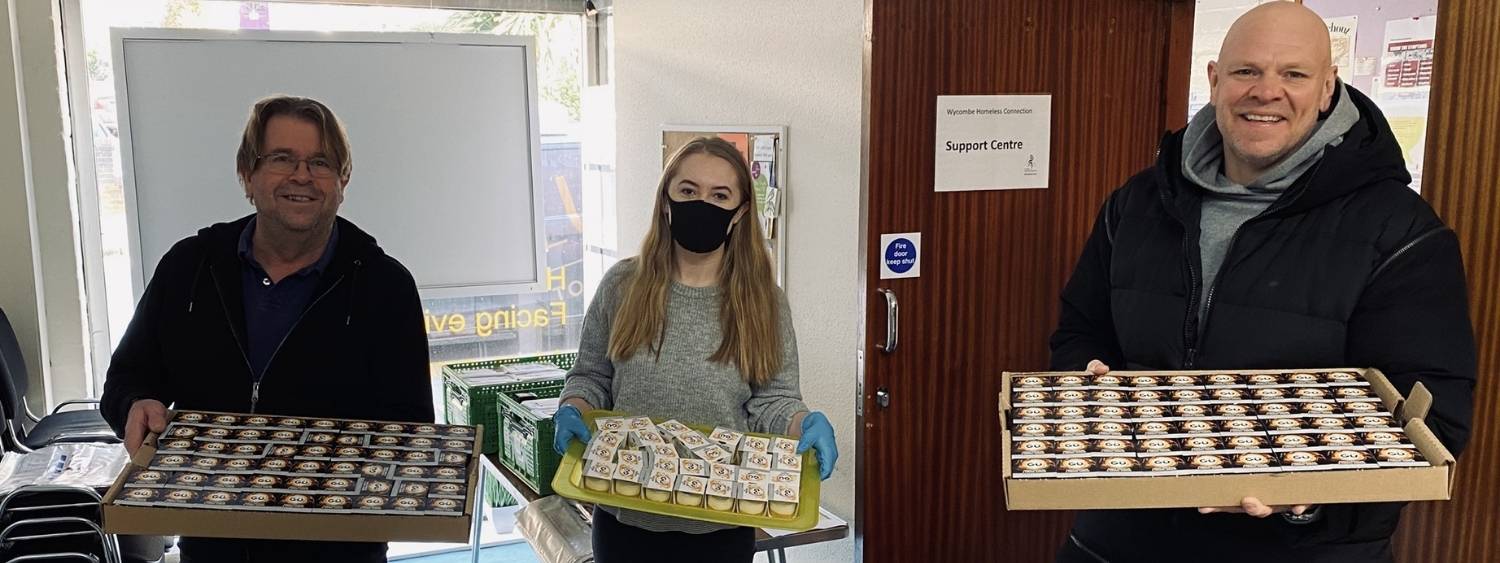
left=197, top=214, right=383, bottom=336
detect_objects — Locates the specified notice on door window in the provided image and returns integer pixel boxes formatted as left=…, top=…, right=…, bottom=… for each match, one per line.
left=1377, top=15, right=1437, bottom=193
left=1324, top=15, right=1358, bottom=77
left=934, top=95, right=1051, bottom=191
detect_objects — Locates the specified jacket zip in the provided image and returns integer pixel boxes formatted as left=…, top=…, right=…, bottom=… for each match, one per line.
left=250, top=274, right=348, bottom=413
left=1368, top=226, right=1444, bottom=285
left=209, top=263, right=348, bottom=414
left=1162, top=189, right=1204, bottom=368
left=1188, top=229, right=1245, bottom=368
left=208, top=264, right=260, bottom=402
left=1170, top=160, right=1325, bottom=369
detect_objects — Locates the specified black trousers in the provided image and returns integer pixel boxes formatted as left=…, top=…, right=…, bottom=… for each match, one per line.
left=592, top=507, right=755, bottom=563
left=178, top=537, right=387, bottom=563
left=1054, top=528, right=1397, bottom=563
left=1055, top=534, right=1109, bottom=563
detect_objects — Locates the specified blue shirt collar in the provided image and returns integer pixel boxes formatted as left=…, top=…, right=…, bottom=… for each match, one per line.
left=237, top=215, right=340, bottom=276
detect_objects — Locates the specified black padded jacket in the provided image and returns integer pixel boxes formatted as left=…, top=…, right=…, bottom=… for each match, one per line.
left=1050, top=86, right=1476, bottom=562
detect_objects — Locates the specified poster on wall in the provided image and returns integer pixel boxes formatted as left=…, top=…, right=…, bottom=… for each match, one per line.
left=1379, top=17, right=1436, bottom=94
left=933, top=95, right=1051, bottom=191
left=1377, top=15, right=1437, bottom=193
left=1184, top=0, right=1285, bottom=120
left=717, top=133, right=751, bottom=163
left=751, top=160, right=772, bottom=216
left=1324, top=15, right=1357, bottom=76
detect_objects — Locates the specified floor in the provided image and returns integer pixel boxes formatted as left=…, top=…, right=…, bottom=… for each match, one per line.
left=396, top=540, right=540, bottom=563
left=401, top=535, right=855, bottom=563
left=153, top=528, right=853, bottom=562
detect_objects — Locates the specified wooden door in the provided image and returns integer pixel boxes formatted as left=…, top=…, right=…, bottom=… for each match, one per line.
left=856, top=1, right=1194, bottom=561
left=1391, top=0, right=1500, bottom=560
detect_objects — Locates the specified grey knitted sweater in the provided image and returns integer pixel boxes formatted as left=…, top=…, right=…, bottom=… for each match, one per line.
left=561, top=259, right=808, bottom=533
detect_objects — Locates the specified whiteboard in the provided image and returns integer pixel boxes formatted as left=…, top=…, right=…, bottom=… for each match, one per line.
left=113, top=29, right=547, bottom=300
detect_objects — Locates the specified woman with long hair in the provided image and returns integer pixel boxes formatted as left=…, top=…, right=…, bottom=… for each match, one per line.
left=552, top=137, right=837, bottom=562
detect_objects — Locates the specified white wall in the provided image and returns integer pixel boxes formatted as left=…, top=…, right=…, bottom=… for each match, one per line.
left=614, top=1, right=864, bottom=557
left=1, top=0, right=91, bottom=413
left=0, top=0, right=44, bottom=404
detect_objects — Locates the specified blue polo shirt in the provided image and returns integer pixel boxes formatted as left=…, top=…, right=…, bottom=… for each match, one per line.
left=238, top=217, right=339, bottom=378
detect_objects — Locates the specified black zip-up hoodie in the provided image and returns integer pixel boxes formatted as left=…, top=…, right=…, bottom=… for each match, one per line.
left=1050, top=86, right=1475, bottom=561
left=102, top=214, right=433, bottom=562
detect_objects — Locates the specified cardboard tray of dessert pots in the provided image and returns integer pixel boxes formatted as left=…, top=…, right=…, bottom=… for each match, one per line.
left=1000, top=368, right=1456, bottom=510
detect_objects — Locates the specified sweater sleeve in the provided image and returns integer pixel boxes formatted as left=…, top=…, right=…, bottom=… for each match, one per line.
left=746, top=294, right=808, bottom=435
left=560, top=261, right=633, bottom=411
left=1049, top=195, right=1127, bottom=371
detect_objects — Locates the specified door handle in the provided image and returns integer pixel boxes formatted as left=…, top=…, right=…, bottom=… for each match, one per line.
left=876, top=288, right=898, bottom=353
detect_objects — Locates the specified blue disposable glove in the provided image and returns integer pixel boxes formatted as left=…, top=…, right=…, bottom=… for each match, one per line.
left=552, top=404, right=591, bottom=455
left=795, top=411, right=838, bottom=480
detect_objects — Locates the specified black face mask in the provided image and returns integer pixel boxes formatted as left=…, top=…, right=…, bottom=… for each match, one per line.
left=668, top=199, right=740, bottom=253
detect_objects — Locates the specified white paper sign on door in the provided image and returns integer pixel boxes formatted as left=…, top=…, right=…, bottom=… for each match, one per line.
left=934, top=95, right=1051, bottom=191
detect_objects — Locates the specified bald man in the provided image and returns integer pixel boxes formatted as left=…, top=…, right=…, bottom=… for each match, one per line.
left=1049, top=3, right=1474, bottom=562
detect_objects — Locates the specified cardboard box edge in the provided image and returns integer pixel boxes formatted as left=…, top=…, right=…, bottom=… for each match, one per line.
left=103, top=503, right=471, bottom=542
left=1004, top=464, right=1451, bottom=510
left=1404, top=382, right=1434, bottom=423
left=1404, top=417, right=1456, bottom=498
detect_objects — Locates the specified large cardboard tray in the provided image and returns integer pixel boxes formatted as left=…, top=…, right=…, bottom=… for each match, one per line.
left=550, top=409, right=822, bottom=531
left=1001, top=368, right=1455, bottom=510
left=102, top=411, right=483, bottom=543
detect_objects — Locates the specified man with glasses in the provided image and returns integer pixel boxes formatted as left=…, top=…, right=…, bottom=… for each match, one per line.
left=101, top=95, right=433, bottom=562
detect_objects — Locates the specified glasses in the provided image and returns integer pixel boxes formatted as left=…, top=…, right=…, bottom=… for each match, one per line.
left=256, top=152, right=340, bottom=179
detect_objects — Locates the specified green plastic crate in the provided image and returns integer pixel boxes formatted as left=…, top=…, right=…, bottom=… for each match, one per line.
left=441, top=352, right=577, bottom=454
left=496, top=383, right=564, bottom=495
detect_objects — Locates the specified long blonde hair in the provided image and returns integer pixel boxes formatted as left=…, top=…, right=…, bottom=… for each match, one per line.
left=608, top=137, right=782, bottom=387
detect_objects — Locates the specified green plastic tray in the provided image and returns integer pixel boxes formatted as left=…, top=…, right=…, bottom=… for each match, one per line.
left=550, top=409, right=821, bottom=532
left=496, top=383, right=564, bottom=496
left=441, top=352, right=576, bottom=454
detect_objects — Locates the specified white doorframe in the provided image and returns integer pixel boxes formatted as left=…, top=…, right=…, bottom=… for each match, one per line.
left=59, top=0, right=110, bottom=396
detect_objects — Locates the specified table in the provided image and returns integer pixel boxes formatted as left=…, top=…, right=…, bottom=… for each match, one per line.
left=486, top=455, right=541, bottom=504
left=465, top=455, right=533, bottom=563
left=482, top=454, right=849, bottom=562
left=755, top=509, right=849, bottom=563
left=388, top=455, right=529, bottom=562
